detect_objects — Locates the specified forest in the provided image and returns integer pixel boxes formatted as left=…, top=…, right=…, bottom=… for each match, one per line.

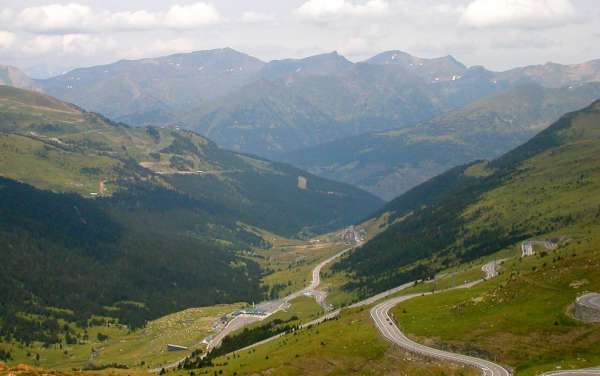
left=0, top=177, right=265, bottom=345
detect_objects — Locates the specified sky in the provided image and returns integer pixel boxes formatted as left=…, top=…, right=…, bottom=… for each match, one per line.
left=0, top=0, right=599, bottom=78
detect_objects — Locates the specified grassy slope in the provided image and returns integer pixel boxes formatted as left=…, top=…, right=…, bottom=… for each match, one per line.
left=259, top=242, right=349, bottom=297
left=0, top=364, right=147, bottom=376
left=0, top=85, right=382, bottom=237
left=307, top=100, right=600, bottom=374
left=5, top=304, right=243, bottom=370
left=392, top=238, right=600, bottom=375
left=237, top=225, right=350, bottom=298
left=382, top=104, right=600, bottom=374
left=181, top=307, right=478, bottom=376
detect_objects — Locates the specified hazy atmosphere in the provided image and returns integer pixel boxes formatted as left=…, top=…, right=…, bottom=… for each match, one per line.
left=1, top=0, right=599, bottom=77
left=2, top=1, right=600, bottom=376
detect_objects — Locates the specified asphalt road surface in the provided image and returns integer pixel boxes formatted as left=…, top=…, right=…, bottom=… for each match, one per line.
left=370, top=283, right=512, bottom=376
left=577, top=293, right=600, bottom=310
left=482, top=259, right=505, bottom=279
left=283, top=244, right=356, bottom=303
left=540, top=368, right=600, bottom=375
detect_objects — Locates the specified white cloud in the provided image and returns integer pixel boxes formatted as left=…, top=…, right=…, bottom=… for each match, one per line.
left=461, top=0, right=577, bottom=29
left=11, top=2, right=222, bottom=34
left=0, top=8, right=14, bottom=23
left=106, top=10, right=161, bottom=31
left=19, top=34, right=117, bottom=57
left=163, top=3, right=221, bottom=29
left=490, top=32, right=556, bottom=49
left=19, top=35, right=60, bottom=56
left=16, top=3, right=95, bottom=34
left=339, top=37, right=371, bottom=57
left=0, top=31, right=16, bottom=49
left=241, top=11, right=276, bottom=23
left=296, top=0, right=389, bottom=22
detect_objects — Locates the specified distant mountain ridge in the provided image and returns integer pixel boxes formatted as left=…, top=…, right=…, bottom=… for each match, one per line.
left=366, top=50, right=467, bottom=82
left=16, top=49, right=596, bottom=157
left=282, top=82, right=600, bottom=199
left=37, top=48, right=265, bottom=126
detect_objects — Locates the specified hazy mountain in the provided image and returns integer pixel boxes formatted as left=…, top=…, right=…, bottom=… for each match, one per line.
left=282, top=83, right=600, bottom=199
left=335, top=99, right=600, bottom=294
left=36, top=48, right=266, bottom=125
left=186, top=50, right=488, bottom=156
left=188, top=61, right=441, bottom=156
left=0, top=65, right=39, bottom=91
left=496, top=58, right=600, bottom=88
left=365, top=50, right=467, bottom=82
left=27, top=48, right=600, bottom=159
left=261, top=51, right=354, bottom=81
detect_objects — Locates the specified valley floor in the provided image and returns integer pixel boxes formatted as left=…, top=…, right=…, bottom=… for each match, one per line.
left=0, top=231, right=353, bottom=372
left=4, top=225, right=600, bottom=376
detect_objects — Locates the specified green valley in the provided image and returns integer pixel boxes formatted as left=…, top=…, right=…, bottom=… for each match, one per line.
left=0, top=85, right=382, bottom=369
left=2, top=31, right=600, bottom=376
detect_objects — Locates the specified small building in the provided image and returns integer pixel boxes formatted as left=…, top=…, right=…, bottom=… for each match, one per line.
left=297, top=176, right=308, bottom=190
left=166, top=344, right=188, bottom=352
left=232, top=303, right=268, bottom=317
left=521, top=242, right=534, bottom=257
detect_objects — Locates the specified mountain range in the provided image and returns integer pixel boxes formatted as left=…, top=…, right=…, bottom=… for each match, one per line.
left=26, top=48, right=600, bottom=159
left=2, top=44, right=600, bottom=375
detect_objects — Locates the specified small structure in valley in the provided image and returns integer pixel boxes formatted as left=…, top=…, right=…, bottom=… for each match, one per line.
left=297, top=176, right=308, bottom=190
left=521, top=238, right=560, bottom=257
left=573, top=293, right=600, bottom=322
left=166, top=344, right=188, bottom=352
left=232, top=303, right=268, bottom=317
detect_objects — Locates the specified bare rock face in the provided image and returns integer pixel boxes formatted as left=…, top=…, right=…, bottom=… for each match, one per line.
left=573, top=293, right=600, bottom=323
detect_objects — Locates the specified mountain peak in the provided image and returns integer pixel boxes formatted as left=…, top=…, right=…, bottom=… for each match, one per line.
left=366, top=50, right=465, bottom=67
left=365, top=50, right=466, bottom=83
left=261, top=51, right=353, bottom=80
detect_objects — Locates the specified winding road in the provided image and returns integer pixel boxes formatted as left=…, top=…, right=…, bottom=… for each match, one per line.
left=149, top=235, right=359, bottom=372
left=369, top=260, right=511, bottom=376
left=153, top=247, right=598, bottom=376
left=482, top=259, right=505, bottom=279
left=576, top=293, right=600, bottom=312
left=540, top=368, right=600, bottom=375
left=283, top=245, right=356, bottom=304
left=203, top=244, right=356, bottom=352
left=370, top=284, right=511, bottom=376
